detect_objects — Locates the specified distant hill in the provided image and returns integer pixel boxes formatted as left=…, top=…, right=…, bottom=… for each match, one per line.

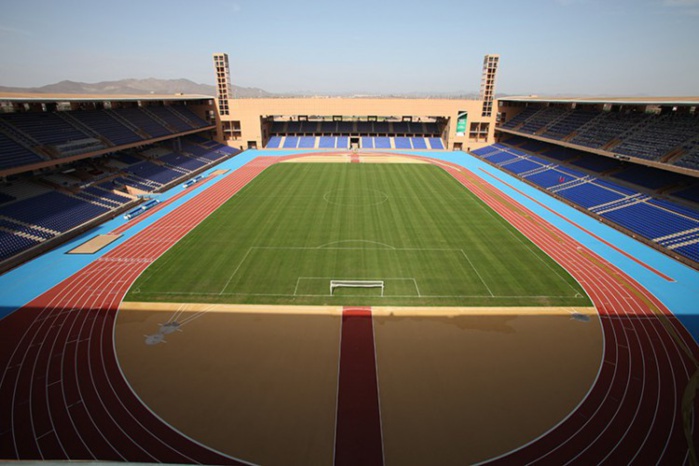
left=0, top=78, right=272, bottom=98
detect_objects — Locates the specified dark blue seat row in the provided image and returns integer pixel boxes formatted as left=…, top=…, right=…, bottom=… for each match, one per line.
left=0, top=192, right=109, bottom=233
left=472, top=142, right=699, bottom=264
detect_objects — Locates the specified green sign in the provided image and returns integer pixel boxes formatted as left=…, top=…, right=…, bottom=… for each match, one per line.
left=456, top=111, right=468, bottom=136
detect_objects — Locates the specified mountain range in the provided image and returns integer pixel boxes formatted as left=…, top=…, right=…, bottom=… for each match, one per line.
left=0, top=78, right=272, bottom=98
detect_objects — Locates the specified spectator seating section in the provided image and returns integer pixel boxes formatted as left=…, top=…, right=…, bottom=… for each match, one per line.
left=283, top=136, right=299, bottom=149
left=146, top=106, right=197, bottom=132
left=0, top=191, right=109, bottom=233
left=127, top=161, right=183, bottom=185
left=70, top=110, right=143, bottom=146
left=2, top=112, right=90, bottom=147
left=472, top=142, right=699, bottom=264
left=501, top=108, right=699, bottom=166
left=411, top=137, right=427, bottom=149
left=168, top=106, right=210, bottom=128
left=0, top=134, right=237, bottom=262
left=298, top=136, right=316, bottom=148
left=393, top=137, right=412, bottom=149
left=428, top=138, right=444, bottom=150
left=267, top=136, right=282, bottom=148
left=318, top=136, right=336, bottom=148
left=0, top=132, right=45, bottom=169
left=115, top=108, right=171, bottom=138
left=374, top=137, right=391, bottom=149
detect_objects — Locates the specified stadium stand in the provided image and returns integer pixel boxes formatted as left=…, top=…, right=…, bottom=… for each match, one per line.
left=146, top=106, right=198, bottom=132
left=0, top=132, right=45, bottom=169
left=70, top=110, right=143, bottom=146
left=374, top=137, right=391, bottom=149
left=266, top=136, right=282, bottom=148
left=0, top=191, right=109, bottom=233
left=428, top=138, right=445, bottom=150
left=472, top=141, right=699, bottom=264
left=411, top=137, right=427, bottom=149
left=318, top=136, right=335, bottom=148
left=1, top=111, right=91, bottom=146
left=393, top=136, right=413, bottom=149
left=115, top=108, right=172, bottom=138
left=283, top=136, right=299, bottom=149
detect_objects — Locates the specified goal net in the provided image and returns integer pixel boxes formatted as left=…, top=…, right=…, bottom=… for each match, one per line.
left=330, top=280, right=384, bottom=296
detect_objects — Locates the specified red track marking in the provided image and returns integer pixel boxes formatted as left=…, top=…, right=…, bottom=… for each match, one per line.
left=0, top=157, right=279, bottom=463
left=1, top=152, right=697, bottom=465
left=429, top=160, right=699, bottom=465
left=351, top=154, right=360, bottom=164
left=334, top=307, right=383, bottom=466
left=477, top=167, right=675, bottom=282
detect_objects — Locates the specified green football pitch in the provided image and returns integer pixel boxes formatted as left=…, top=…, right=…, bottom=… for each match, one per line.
left=125, top=162, right=590, bottom=307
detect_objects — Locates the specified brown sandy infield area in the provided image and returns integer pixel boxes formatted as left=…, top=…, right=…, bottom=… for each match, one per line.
left=116, top=302, right=602, bottom=465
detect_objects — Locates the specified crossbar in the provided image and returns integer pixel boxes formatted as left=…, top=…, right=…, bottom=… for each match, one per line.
left=330, top=280, right=384, bottom=296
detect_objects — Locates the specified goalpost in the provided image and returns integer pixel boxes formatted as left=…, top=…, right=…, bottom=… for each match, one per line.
left=330, top=280, right=384, bottom=296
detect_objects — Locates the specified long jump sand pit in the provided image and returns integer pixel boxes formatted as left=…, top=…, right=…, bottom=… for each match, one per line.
left=67, top=234, right=122, bottom=254
left=116, top=303, right=602, bottom=465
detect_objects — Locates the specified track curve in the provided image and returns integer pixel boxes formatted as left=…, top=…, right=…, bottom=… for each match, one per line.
left=0, top=153, right=697, bottom=465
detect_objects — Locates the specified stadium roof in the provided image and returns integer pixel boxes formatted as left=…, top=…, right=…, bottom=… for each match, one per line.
left=0, top=92, right=214, bottom=102
left=498, top=96, right=699, bottom=106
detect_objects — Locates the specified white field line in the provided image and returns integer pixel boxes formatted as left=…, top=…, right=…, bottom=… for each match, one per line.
left=460, top=249, right=494, bottom=297
left=219, top=247, right=253, bottom=295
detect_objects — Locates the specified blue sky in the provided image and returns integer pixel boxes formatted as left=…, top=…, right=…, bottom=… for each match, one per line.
left=1, top=0, right=698, bottom=96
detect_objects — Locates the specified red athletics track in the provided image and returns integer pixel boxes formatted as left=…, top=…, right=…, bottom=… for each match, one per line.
left=0, top=157, right=283, bottom=463
left=432, top=160, right=699, bottom=465
left=0, top=152, right=697, bottom=465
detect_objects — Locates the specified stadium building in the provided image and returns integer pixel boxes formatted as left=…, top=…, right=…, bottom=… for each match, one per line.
left=0, top=53, right=698, bottom=465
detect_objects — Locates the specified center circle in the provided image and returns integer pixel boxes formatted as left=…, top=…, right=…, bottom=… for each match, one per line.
left=323, top=188, right=389, bottom=206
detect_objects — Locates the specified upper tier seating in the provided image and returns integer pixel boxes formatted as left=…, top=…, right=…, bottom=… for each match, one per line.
left=2, top=112, right=90, bottom=146
left=115, top=108, right=171, bottom=138
left=542, top=110, right=599, bottom=140
left=69, top=110, right=143, bottom=145
left=0, top=132, right=45, bottom=169
left=613, top=114, right=699, bottom=161
left=168, top=106, right=210, bottom=128
left=146, top=106, right=197, bottom=132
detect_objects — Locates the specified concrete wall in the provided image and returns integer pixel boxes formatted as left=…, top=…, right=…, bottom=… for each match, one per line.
left=216, top=97, right=497, bottom=151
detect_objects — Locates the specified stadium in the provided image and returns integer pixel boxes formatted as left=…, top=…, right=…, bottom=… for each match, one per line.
left=0, top=44, right=698, bottom=466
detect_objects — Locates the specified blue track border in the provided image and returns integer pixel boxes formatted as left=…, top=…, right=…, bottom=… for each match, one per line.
left=2, top=149, right=698, bottom=343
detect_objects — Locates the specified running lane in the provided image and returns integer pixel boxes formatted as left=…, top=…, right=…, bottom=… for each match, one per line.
left=0, top=157, right=280, bottom=463
left=433, top=160, right=699, bottom=465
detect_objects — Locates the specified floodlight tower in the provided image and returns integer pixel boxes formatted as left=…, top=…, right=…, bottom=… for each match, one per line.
left=480, top=54, right=499, bottom=118
left=212, top=52, right=231, bottom=116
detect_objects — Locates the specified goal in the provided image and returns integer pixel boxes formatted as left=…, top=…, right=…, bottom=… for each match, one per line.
left=330, top=280, right=384, bottom=296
